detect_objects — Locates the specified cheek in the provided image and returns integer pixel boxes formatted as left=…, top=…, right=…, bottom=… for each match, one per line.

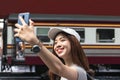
left=53, top=46, right=57, bottom=53
left=65, top=42, right=71, bottom=51
left=53, top=45, right=56, bottom=50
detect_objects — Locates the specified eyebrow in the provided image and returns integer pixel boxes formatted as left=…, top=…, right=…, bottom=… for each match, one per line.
left=55, top=36, right=66, bottom=41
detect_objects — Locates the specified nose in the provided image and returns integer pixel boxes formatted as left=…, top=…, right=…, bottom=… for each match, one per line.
left=55, top=42, right=62, bottom=48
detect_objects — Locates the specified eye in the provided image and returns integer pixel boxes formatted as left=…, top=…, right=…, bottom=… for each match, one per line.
left=61, top=39, right=66, bottom=42
left=54, top=41, right=57, bottom=45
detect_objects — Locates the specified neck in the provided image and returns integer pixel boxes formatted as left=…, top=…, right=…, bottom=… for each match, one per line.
left=64, top=56, right=73, bottom=66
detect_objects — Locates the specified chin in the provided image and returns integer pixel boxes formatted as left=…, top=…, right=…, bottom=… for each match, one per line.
left=57, top=54, right=64, bottom=58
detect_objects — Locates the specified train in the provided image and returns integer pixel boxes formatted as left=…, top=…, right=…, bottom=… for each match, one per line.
left=1, top=13, right=120, bottom=79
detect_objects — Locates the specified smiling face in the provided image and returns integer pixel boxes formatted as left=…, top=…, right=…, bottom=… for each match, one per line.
left=53, top=33, right=71, bottom=59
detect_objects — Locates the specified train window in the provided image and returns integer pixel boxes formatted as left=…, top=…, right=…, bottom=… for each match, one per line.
left=96, top=29, right=115, bottom=43
left=72, top=28, right=85, bottom=42
left=36, top=28, right=50, bottom=42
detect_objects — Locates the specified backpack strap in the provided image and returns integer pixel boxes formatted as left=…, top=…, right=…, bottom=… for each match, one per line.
left=87, top=73, right=94, bottom=80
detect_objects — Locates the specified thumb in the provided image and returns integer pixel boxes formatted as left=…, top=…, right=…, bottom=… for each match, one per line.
left=29, top=19, right=34, bottom=28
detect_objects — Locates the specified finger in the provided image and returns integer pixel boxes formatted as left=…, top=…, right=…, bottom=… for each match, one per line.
left=15, top=23, right=22, bottom=29
left=14, top=33, right=19, bottom=37
left=14, top=28, right=19, bottom=33
left=29, top=19, right=34, bottom=28
left=19, top=16, right=27, bottom=25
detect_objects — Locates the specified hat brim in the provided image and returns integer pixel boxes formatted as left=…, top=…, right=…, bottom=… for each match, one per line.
left=48, top=28, right=65, bottom=40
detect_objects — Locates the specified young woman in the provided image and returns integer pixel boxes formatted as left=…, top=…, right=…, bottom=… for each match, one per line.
left=14, top=16, right=94, bottom=80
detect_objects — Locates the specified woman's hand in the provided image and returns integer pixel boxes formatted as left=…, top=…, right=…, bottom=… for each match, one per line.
left=14, top=16, right=39, bottom=45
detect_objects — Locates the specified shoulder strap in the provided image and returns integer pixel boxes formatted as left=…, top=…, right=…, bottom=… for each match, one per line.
left=87, top=73, right=94, bottom=80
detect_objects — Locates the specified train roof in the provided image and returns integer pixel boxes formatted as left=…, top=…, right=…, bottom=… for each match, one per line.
left=8, top=14, right=120, bottom=24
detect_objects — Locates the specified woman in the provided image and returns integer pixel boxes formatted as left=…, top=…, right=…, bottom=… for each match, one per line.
left=14, top=16, right=94, bottom=80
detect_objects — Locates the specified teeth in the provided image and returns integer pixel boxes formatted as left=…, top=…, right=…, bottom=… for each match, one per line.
left=58, top=49, right=63, bottom=53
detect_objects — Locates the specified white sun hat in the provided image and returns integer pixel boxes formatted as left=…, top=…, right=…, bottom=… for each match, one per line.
left=48, top=27, right=80, bottom=41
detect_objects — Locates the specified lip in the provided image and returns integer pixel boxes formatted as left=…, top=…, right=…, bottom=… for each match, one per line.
left=56, top=48, right=64, bottom=54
